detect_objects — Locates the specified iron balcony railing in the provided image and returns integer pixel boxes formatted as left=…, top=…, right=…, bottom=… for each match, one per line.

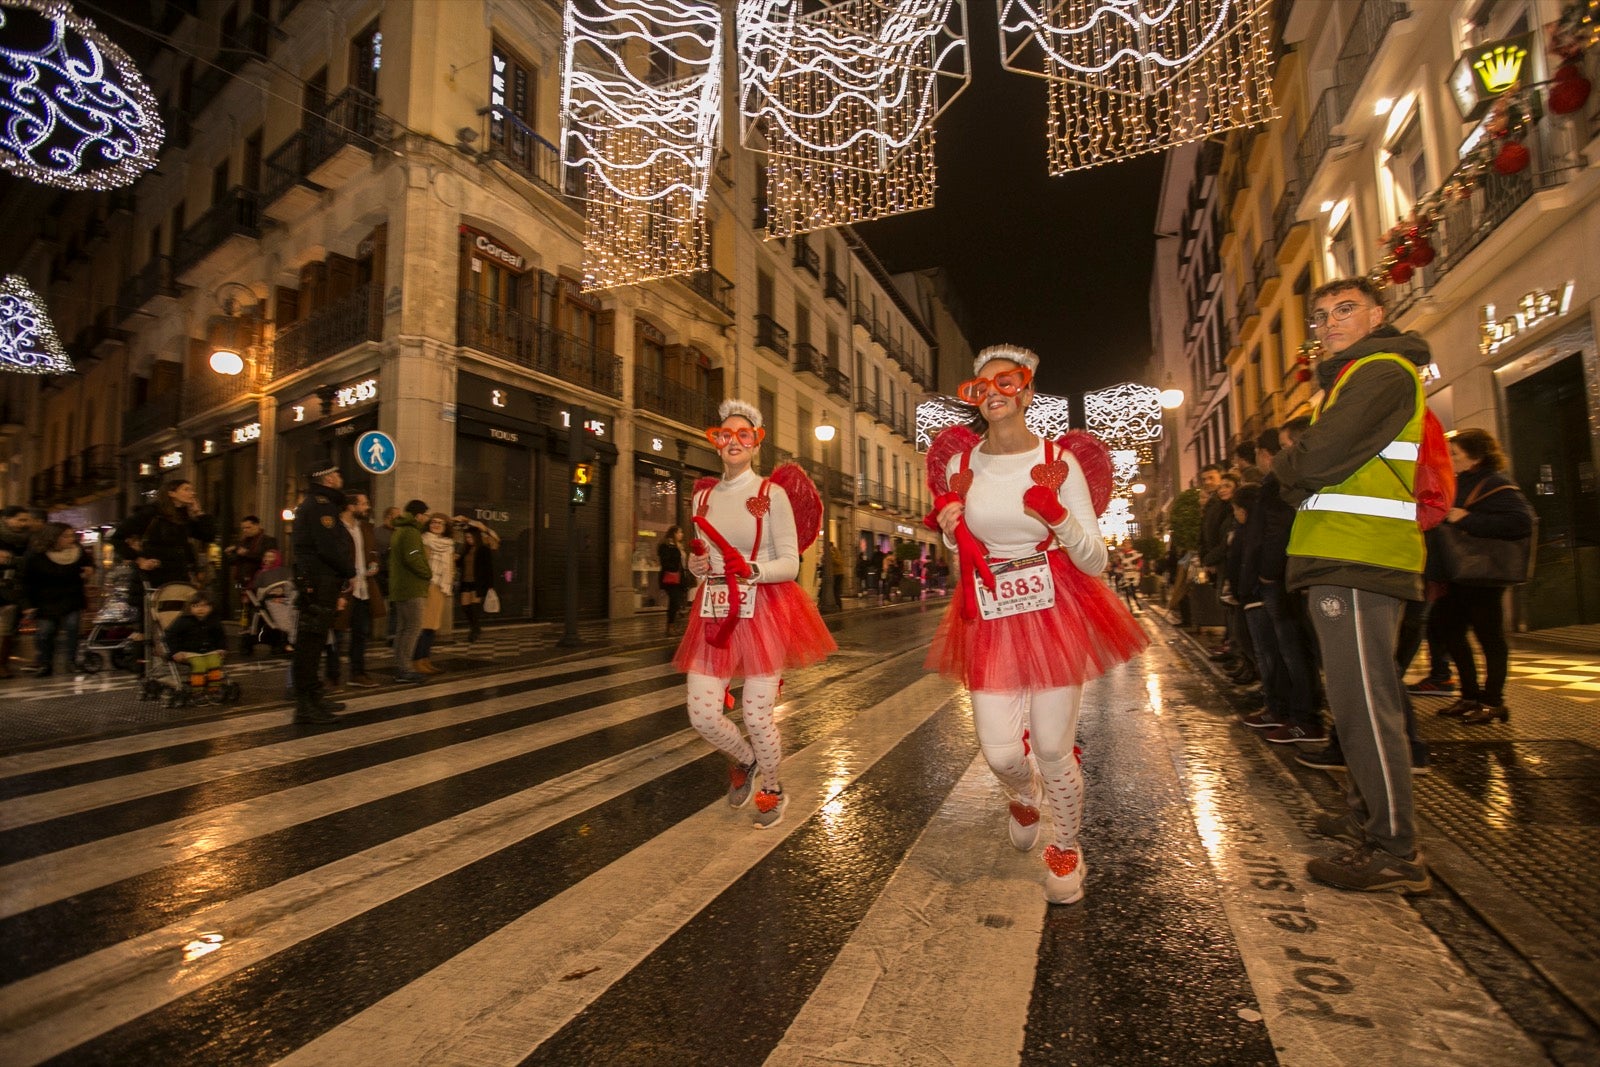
left=1272, top=177, right=1304, bottom=252
left=634, top=365, right=719, bottom=428
left=754, top=313, right=790, bottom=357
left=1254, top=237, right=1280, bottom=292
left=457, top=291, right=623, bottom=398
left=174, top=186, right=261, bottom=274
left=1334, top=0, right=1410, bottom=115
left=683, top=267, right=734, bottom=317
left=263, top=88, right=390, bottom=207
left=857, top=477, right=886, bottom=508
left=118, top=255, right=182, bottom=322
left=793, top=341, right=826, bottom=377
left=824, top=468, right=852, bottom=502
left=1294, top=88, right=1344, bottom=192
left=493, top=124, right=587, bottom=205
left=123, top=392, right=182, bottom=446
left=792, top=235, right=820, bottom=278
left=182, top=364, right=261, bottom=420
left=854, top=386, right=877, bottom=417
left=275, top=285, right=381, bottom=377
left=823, top=271, right=847, bottom=305
left=824, top=365, right=851, bottom=400
left=852, top=296, right=873, bottom=330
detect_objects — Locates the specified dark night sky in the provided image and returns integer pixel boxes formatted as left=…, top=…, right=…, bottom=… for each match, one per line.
left=853, top=9, right=1165, bottom=398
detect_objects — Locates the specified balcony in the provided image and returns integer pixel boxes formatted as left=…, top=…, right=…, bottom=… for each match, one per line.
left=792, top=235, right=820, bottom=278
left=852, top=296, right=873, bottom=331
left=457, top=291, right=623, bottom=398
left=123, top=391, right=182, bottom=446
left=857, top=477, right=887, bottom=509
left=824, top=365, right=851, bottom=401
left=754, top=313, right=790, bottom=358
left=681, top=267, right=733, bottom=318
left=273, top=286, right=381, bottom=377
left=1334, top=0, right=1410, bottom=115
left=634, top=365, right=719, bottom=428
left=219, top=11, right=271, bottom=71
left=793, top=341, right=827, bottom=379
left=1294, top=88, right=1345, bottom=193
left=824, top=468, right=853, bottom=504
left=823, top=270, right=847, bottom=305
left=490, top=124, right=586, bottom=207
left=118, top=256, right=183, bottom=324
left=174, top=186, right=261, bottom=282
left=1253, top=236, right=1281, bottom=301
left=182, top=361, right=262, bottom=419
left=886, top=339, right=907, bottom=370
left=1273, top=178, right=1307, bottom=260
left=854, top=386, right=878, bottom=418
left=262, top=88, right=390, bottom=220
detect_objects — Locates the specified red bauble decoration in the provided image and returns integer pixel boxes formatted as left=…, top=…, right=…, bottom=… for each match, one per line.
left=1389, top=262, right=1415, bottom=285
left=1549, top=64, right=1592, bottom=115
left=1295, top=368, right=1313, bottom=384
left=1407, top=236, right=1436, bottom=267
left=1493, top=140, right=1530, bottom=175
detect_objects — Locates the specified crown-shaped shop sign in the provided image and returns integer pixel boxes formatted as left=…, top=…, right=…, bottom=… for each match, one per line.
left=1450, top=33, right=1533, bottom=120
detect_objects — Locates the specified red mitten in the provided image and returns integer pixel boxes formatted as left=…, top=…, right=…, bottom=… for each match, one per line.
left=688, top=538, right=707, bottom=556
left=924, top=491, right=962, bottom=533
left=1023, top=484, right=1067, bottom=526
left=722, top=548, right=753, bottom=580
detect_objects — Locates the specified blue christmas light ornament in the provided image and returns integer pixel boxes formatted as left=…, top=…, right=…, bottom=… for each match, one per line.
left=0, top=275, right=74, bottom=373
left=0, top=0, right=164, bottom=190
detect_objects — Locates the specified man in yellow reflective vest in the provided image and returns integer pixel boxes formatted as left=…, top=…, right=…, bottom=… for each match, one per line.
left=1274, top=277, right=1432, bottom=893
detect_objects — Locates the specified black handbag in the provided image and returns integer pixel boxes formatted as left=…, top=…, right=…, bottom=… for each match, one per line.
left=1432, top=484, right=1536, bottom=587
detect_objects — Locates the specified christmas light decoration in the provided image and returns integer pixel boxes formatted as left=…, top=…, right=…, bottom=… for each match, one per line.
left=561, top=0, right=723, bottom=289
left=0, top=0, right=163, bottom=190
left=0, top=274, right=73, bottom=373
left=915, top=389, right=1071, bottom=451
left=997, top=0, right=1275, bottom=172
left=737, top=0, right=970, bottom=237
left=1083, top=382, right=1162, bottom=458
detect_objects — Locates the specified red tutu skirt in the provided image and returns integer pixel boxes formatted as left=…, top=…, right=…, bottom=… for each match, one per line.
left=927, top=551, right=1148, bottom=692
left=673, top=580, right=837, bottom=678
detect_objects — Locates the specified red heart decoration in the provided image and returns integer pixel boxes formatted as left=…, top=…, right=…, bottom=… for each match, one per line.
left=950, top=470, right=973, bottom=497
left=1030, top=461, right=1068, bottom=491
left=745, top=496, right=771, bottom=517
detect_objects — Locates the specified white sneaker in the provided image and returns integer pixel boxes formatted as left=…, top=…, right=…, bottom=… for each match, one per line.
left=1008, top=800, right=1041, bottom=851
left=1043, top=845, right=1086, bottom=904
left=752, top=788, right=787, bottom=829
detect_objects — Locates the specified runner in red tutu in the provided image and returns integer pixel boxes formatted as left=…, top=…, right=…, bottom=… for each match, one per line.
left=675, top=399, right=837, bottom=829
left=927, top=344, right=1148, bottom=903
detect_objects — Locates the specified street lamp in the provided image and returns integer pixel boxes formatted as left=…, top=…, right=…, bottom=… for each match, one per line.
left=815, top=419, right=838, bottom=612
left=1158, top=383, right=1185, bottom=410
left=208, top=281, right=259, bottom=377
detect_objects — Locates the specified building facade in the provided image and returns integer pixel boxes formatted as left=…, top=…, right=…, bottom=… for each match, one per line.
left=1152, top=0, right=1600, bottom=631
left=0, top=0, right=956, bottom=620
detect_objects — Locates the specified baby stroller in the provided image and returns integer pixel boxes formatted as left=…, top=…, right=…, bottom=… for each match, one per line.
left=242, top=565, right=296, bottom=655
left=140, top=582, right=243, bottom=707
left=80, top=563, right=142, bottom=674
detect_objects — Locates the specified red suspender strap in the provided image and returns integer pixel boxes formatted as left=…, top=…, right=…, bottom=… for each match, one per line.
left=950, top=445, right=996, bottom=620
left=1035, top=440, right=1057, bottom=552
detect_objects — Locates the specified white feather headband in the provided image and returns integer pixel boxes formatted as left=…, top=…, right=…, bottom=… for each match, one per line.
left=718, top=398, right=763, bottom=429
left=973, top=343, right=1040, bottom=376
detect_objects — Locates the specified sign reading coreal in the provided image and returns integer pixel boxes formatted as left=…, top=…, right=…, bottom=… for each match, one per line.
left=1448, top=33, right=1532, bottom=121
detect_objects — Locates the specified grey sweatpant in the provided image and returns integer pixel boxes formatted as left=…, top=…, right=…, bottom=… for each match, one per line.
left=390, top=597, right=425, bottom=671
left=1306, top=585, right=1417, bottom=857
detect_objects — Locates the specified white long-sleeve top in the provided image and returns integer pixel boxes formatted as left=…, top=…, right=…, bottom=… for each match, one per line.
left=945, top=440, right=1109, bottom=576
left=696, top=468, right=800, bottom=583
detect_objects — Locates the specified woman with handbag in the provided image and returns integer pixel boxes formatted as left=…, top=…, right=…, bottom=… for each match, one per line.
left=457, top=525, right=496, bottom=643
left=657, top=525, right=688, bottom=636
left=1433, top=429, right=1535, bottom=724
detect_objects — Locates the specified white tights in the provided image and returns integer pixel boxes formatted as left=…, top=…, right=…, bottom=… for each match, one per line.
left=685, top=672, right=783, bottom=790
left=972, top=687, right=1084, bottom=849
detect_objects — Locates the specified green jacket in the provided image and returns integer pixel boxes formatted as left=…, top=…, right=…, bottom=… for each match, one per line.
left=387, top=513, right=432, bottom=602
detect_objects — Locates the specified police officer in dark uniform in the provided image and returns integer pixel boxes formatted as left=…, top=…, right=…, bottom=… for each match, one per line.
left=291, top=462, right=356, bottom=724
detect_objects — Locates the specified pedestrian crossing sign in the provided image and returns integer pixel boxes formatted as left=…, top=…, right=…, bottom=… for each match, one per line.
left=355, top=431, right=398, bottom=474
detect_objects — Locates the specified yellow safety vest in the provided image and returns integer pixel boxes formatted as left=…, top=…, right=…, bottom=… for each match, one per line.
left=1287, top=353, right=1425, bottom=573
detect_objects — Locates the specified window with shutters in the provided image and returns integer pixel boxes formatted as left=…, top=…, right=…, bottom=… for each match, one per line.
left=490, top=40, right=538, bottom=171
left=350, top=19, right=380, bottom=97
left=637, top=318, right=666, bottom=376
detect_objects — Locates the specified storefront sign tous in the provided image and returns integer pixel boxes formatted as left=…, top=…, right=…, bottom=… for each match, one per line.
left=159, top=450, right=184, bottom=470
left=1480, top=281, right=1575, bottom=355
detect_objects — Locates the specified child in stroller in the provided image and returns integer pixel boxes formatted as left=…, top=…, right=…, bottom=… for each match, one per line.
left=80, top=561, right=142, bottom=674
left=241, top=553, right=296, bottom=655
left=157, top=590, right=242, bottom=705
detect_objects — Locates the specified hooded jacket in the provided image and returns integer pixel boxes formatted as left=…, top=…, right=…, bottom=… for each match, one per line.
left=387, top=513, right=432, bottom=602
left=1273, top=326, right=1432, bottom=601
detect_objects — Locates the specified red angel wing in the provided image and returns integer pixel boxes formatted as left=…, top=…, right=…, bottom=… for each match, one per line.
left=1057, top=431, right=1114, bottom=516
left=693, top=476, right=718, bottom=495
left=926, top=425, right=981, bottom=495
left=769, top=463, right=822, bottom=553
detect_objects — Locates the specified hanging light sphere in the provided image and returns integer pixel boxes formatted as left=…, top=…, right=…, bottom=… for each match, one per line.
left=1131, top=482, right=1148, bottom=495
left=1158, top=387, right=1185, bottom=410
left=209, top=348, right=244, bottom=376
left=814, top=423, right=836, bottom=443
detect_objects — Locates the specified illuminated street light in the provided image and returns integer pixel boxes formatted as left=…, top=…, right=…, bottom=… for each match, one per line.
left=209, top=349, right=244, bottom=376
left=1158, top=386, right=1185, bottom=410
left=815, top=419, right=838, bottom=612
left=1132, top=482, right=1147, bottom=494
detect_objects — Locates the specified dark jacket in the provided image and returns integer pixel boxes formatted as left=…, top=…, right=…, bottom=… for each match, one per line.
left=387, top=513, right=432, bottom=602
left=1235, top=502, right=1267, bottom=605
left=0, top=524, right=30, bottom=605
left=658, top=542, right=684, bottom=590
left=458, top=542, right=496, bottom=598
left=115, top=504, right=219, bottom=588
left=1449, top=467, right=1535, bottom=541
left=231, top=532, right=278, bottom=587
left=1200, top=494, right=1232, bottom=571
left=164, top=612, right=227, bottom=656
left=291, top=484, right=356, bottom=603
left=1274, top=326, right=1432, bottom=601
left=334, top=517, right=388, bottom=630
left=20, top=547, right=92, bottom=617
left=1256, top=472, right=1298, bottom=584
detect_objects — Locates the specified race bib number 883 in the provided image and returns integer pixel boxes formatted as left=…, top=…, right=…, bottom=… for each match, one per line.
left=976, top=552, right=1055, bottom=621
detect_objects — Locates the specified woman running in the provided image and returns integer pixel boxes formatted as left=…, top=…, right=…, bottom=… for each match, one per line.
left=676, top=400, right=836, bottom=829
left=927, top=344, right=1148, bottom=903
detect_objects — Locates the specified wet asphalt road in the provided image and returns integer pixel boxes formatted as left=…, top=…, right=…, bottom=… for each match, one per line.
left=0, top=604, right=1593, bottom=1065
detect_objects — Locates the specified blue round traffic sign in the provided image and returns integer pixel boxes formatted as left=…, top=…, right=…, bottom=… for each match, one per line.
left=355, top=431, right=398, bottom=474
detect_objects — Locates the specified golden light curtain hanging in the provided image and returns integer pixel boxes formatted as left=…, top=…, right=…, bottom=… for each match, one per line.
left=561, top=0, right=723, bottom=290
left=737, top=0, right=970, bottom=238
left=998, top=0, right=1277, bottom=173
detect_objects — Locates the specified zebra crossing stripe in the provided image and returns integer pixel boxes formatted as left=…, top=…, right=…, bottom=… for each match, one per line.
left=274, top=671, right=961, bottom=1066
